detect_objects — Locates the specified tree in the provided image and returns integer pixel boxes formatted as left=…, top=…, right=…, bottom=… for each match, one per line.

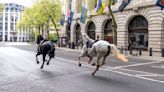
left=108, top=0, right=117, bottom=45
left=40, top=0, right=62, bottom=46
left=17, top=0, right=62, bottom=45
left=0, top=3, right=4, bottom=12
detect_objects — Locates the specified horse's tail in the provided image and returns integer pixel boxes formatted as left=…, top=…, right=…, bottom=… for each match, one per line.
left=105, top=46, right=111, bottom=57
left=111, top=44, right=128, bottom=62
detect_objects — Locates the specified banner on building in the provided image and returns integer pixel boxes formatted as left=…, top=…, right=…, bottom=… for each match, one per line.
left=156, top=0, right=164, bottom=10
left=67, top=11, right=74, bottom=25
left=118, top=0, right=131, bottom=12
left=80, top=6, right=87, bottom=24
left=96, top=0, right=106, bottom=15
left=60, top=14, right=65, bottom=26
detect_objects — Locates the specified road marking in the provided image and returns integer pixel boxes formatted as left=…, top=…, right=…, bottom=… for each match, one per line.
left=4, top=47, right=164, bottom=84
left=117, top=68, right=158, bottom=75
left=152, top=65, right=164, bottom=69
left=114, top=61, right=162, bottom=69
left=104, top=69, right=164, bottom=84
left=136, top=74, right=159, bottom=77
left=56, top=57, right=164, bottom=84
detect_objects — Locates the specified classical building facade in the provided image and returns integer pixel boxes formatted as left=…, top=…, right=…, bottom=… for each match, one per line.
left=0, top=3, right=29, bottom=42
left=60, top=0, right=164, bottom=56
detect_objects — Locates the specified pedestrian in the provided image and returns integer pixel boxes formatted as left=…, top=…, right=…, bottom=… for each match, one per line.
left=128, top=40, right=132, bottom=50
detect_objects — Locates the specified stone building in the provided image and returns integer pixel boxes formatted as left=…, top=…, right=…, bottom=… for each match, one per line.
left=0, top=3, right=30, bottom=42
left=60, top=0, right=164, bottom=56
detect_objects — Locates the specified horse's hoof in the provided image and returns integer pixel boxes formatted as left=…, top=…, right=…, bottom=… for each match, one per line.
left=37, top=62, right=39, bottom=64
left=40, top=67, right=43, bottom=69
left=92, top=73, right=95, bottom=76
left=79, top=63, right=82, bottom=67
left=91, top=63, right=96, bottom=66
left=47, top=63, right=49, bottom=65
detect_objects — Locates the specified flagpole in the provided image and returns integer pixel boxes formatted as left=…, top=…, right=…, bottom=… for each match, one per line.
left=108, top=0, right=117, bottom=45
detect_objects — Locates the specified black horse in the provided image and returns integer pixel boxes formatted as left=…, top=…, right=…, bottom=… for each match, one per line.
left=36, top=35, right=55, bottom=69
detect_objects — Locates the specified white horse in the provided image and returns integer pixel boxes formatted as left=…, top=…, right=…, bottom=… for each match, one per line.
left=78, top=33, right=128, bottom=75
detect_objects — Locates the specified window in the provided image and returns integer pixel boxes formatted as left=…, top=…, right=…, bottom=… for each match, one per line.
left=6, top=8, right=8, bottom=11
left=0, top=23, right=3, bottom=30
left=5, top=25, right=8, bottom=31
left=129, top=16, right=148, bottom=30
left=87, top=22, right=95, bottom=40
left=10, top=23, right=14, bottom=31
left=0, top=16, right=3, bottom=21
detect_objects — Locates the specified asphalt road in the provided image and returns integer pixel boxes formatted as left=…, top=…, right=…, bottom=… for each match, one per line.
left=0, top=42, right=164, bottom=92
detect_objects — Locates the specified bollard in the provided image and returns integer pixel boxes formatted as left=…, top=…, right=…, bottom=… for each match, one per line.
left=69, top=43, right=71, bottom=48
left=77, top=45, right=78, bottom=50
left=139, top=48, right=142, bottom=55
left=149, top=48, right=152, bottom=56
left=121, top=46, right=123, bottom=54
left=162, top=48, right=164, bottom=57
left=130, top=48, right=132, bottom=55
left=72, top=42, right=75, bottom=49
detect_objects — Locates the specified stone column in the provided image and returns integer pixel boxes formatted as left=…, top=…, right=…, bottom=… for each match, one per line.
left=7, top=10, right=10, bottom=41
left=2, top=10, right=5, bottom=41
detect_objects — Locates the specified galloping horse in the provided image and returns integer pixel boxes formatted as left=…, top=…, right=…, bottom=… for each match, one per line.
left=36, top=35, right=55, bottom=69
left=79, top=33, right=128, bottom=75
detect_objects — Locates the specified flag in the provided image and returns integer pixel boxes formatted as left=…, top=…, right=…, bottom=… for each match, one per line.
left=156, top=0, right=164, bottom=10
left=96, top=0, right=106, bottom=15
left=119, top=0, right=131, bottom=12
left=60, top=14, right=65, bottom=26
left=80, top=6, right=87, bottom=23
left=67, top=11, right=74, bottom=25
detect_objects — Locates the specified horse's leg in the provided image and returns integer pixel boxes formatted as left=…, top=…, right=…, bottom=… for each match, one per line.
left=100, top=56, right=107, bottom=67
left=78, top=56, right=82, bottom=67
left=36, top=52, right=40, bottom=64
left=40, top=54, right=46, bottom=69
left=47, top=56, right=52, bottom=65
left=78, top=44, right=90, bottom=67
left=87, top=56, right=92, bottom=64
left=92, top=56, right=101, bottom=76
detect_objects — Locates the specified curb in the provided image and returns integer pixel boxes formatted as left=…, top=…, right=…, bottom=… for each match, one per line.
left=56, top=47, right=164, bottom=61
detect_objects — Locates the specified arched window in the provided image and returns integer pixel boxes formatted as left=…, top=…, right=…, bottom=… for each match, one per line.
left=66, top=25, right=71, bottom=43
left=104, top=19, right=113, bottom=43
left=87, top=22, right=95, bottom=40
left=104, top=19, right=112, bottom=35
left=75, top=24, right=81, bottom=44
left=128, top=16, right=148, bottom=49
left=129, top=16, right=148, bottom=31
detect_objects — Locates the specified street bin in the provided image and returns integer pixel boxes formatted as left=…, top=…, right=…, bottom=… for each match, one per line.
left=149, top=48, right=152, bottom=56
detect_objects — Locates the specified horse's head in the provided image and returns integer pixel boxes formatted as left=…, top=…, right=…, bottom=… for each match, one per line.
left=82, top=33, right=95, bottom=48
left=37, top=35, right=43, bottom=45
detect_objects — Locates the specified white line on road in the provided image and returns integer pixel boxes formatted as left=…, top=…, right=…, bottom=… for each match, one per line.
left=56, top=57, right=164, bottom=84
left=114, top=61, right=162, bottom=69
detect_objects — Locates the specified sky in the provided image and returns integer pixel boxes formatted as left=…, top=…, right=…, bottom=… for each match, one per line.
left=0, top=0, right=35, bottom=7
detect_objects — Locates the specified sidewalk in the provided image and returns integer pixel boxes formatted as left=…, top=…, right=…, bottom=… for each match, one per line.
left=26, top=42, right=164, bottom=62
left=57, top=46, right=164, bottom=61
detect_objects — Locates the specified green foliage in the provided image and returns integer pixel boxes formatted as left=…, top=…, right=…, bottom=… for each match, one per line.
left=49, top=33, right=58, bottom=41
left=17, top=0, right=62, bottom=33
left=0, top=3, right=4, bottom=12
left=76, top=0, right=82, bottom=13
